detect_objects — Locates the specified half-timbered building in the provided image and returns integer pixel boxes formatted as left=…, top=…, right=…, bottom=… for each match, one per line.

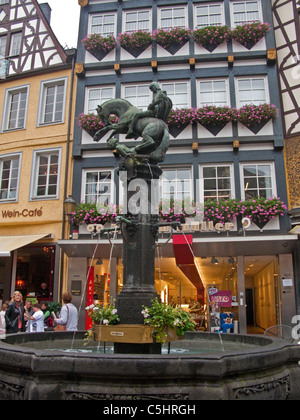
left=60, top=0, right=298, bottom=332
left=0, top=0, right=77, bottom=306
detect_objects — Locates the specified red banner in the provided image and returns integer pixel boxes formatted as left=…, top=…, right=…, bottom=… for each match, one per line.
left=86, top=266, right=94, bottom=330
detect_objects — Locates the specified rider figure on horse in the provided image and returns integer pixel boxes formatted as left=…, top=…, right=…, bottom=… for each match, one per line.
left=125, top=82, right=172, bottom=139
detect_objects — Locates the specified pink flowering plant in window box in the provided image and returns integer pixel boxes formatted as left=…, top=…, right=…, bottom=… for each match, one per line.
left=237, top=104, right=278, bottom=127
left=157, top=198, right=203, bottom=223
left=69, top=203, right=121, bottom=226
left=153, top=27, right=192, bottom=48
left=118, top=30, right=152, bottom=50
left=193, top=25, right=230, bottom=49
left=231, top=22, right=271, bottom=48
left=81, top=33, right=117, bottom=54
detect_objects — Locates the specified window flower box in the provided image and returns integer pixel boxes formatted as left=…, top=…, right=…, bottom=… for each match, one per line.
left=153, top=27, right=191, bottom=55
left=70, top=203, right=120, bottom=226
left=81, top=33, right=117, bottom=60
left=118, top=30, right=152, bottom=58
left=231, top=22, right=271, bottom=50
left=193, top=25, right=230, bottom=52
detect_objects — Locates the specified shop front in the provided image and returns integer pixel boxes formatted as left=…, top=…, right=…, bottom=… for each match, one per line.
left=0, top=235, right=60, bottom=308
left=59, top=231, right=298, bottom=334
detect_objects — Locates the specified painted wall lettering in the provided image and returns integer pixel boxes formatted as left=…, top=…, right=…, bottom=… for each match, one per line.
left=1, top=208, right=43, bottom=218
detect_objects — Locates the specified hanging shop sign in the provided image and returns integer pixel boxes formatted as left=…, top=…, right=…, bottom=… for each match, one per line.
left=209, top=290, right=232, bottom=308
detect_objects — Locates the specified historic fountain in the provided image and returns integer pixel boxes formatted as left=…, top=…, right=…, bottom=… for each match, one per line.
left=1, top=83, right=300, bottom=400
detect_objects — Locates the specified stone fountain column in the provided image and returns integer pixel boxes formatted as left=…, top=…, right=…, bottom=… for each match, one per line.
left=114, top=156, right=162, bottom=354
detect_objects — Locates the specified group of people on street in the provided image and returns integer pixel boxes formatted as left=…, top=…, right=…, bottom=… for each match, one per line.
left=0, top=290, right=78, bottom=334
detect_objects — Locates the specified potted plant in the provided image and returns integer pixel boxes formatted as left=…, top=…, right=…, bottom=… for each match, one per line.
left=118, top=30, right=152, bottom=57
left=142, top=298, right=196, bottom=344
left=81, top=33, right=117, bottom=60
left=153, top=27, right=191, bottom=54
left=230, top=22, right=271, bottom=50
left=193, top=25, right=230, bottom=52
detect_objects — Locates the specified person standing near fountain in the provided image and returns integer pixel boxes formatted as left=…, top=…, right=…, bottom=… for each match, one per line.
left=5, top=291, right=25, bottom=334
left=53, top=292, right=78, bottom=332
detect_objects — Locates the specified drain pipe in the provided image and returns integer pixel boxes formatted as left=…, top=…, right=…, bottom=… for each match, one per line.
left=59, top=49, right=76, bottom=301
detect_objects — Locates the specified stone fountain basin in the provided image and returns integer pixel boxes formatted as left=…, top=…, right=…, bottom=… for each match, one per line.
left=1, top=331, right=300, bottom=400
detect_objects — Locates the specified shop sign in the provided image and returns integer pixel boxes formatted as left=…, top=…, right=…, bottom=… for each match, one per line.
left=210, top=291, right=232, bottom=307
left=1, top=207, right=43, bottom=219
left=160, top=221, right=235, bottom=233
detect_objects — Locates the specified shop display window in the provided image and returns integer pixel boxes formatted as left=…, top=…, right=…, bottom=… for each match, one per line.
left=15, top=245, right=55, bottom=301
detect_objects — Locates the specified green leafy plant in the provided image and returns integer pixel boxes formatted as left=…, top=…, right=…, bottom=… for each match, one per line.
left=142, top=298, right=196, bottom=343
left=48, top=302, right=62, bottom=316
left=86, top=303, right=120, bottom=325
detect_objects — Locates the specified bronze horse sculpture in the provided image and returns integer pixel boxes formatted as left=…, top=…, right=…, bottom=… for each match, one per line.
left=93, top=98, right=171, bottom=164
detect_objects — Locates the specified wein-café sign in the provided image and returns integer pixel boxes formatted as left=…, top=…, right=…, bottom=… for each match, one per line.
left=1, top=207, right=43, bottom=219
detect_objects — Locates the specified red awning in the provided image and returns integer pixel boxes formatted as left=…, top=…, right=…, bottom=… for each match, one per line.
left=172, top=234, right=205, bottom=299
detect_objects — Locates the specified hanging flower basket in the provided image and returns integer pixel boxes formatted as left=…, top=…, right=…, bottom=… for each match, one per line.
left=231, top=22, right=271, bottom=50
left=81, top=33, right=117, bottom=60
left=193, top=25, right=230, bottom=52
left=118, top=30, right=152, bottom=57
left=153, top=27, right=191, bottom=54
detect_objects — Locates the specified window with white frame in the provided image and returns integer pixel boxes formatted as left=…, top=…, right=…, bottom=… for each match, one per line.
left=200, top=164, right=234, bottom=202
left=0, top=154, right=21, bottom=202
left=236, top=77, right=267, bottom=107
left=38, top=78, right=67, bottom=125
left=9, top=32, right=22, bottom=56
left=86, top=86, right=114, bottom=114
left=2, top=85, right=29, bottom=131
left=195, top=3, right=224, bottom=28
left=124, top=9, right=151, bottom=33
left=160, top=167, right=193, bottom=201
left=123, top=84, right=150, bottom=111
left=198, top=79, right=229, bottom=107
left=82, top=169, right=113, bottom=205
left=31, top=149, right=61, bottom=199
left=161, top=82, right=189, bottom=109
left=241, top=162, right=275, bottom=200
left=231, top=1, right=261, bottom=27
left=0, top=0, right=9, bottom=4
left=159, top=6, right=187, bottom=29
left=90, top=13, right=116, bottom=36
left=0, top=35, right=7, bottom=57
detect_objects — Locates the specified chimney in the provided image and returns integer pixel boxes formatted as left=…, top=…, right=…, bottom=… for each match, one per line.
left=39, top=3, right=52, bottom=25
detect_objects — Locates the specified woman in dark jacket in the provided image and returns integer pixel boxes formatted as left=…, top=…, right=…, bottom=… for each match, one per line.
left=5, top=291, right=25, bottom=334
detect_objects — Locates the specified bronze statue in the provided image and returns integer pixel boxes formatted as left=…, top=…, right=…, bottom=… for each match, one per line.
left=126, top=82, right=173, bottom=139
left=93, top=83, right=173, bottom=164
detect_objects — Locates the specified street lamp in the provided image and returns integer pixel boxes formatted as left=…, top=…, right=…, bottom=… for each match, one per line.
left=63, top=195, right=76, bottom=219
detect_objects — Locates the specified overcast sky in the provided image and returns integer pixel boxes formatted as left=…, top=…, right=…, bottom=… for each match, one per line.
left=37, top=0, right=81, bottom=49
